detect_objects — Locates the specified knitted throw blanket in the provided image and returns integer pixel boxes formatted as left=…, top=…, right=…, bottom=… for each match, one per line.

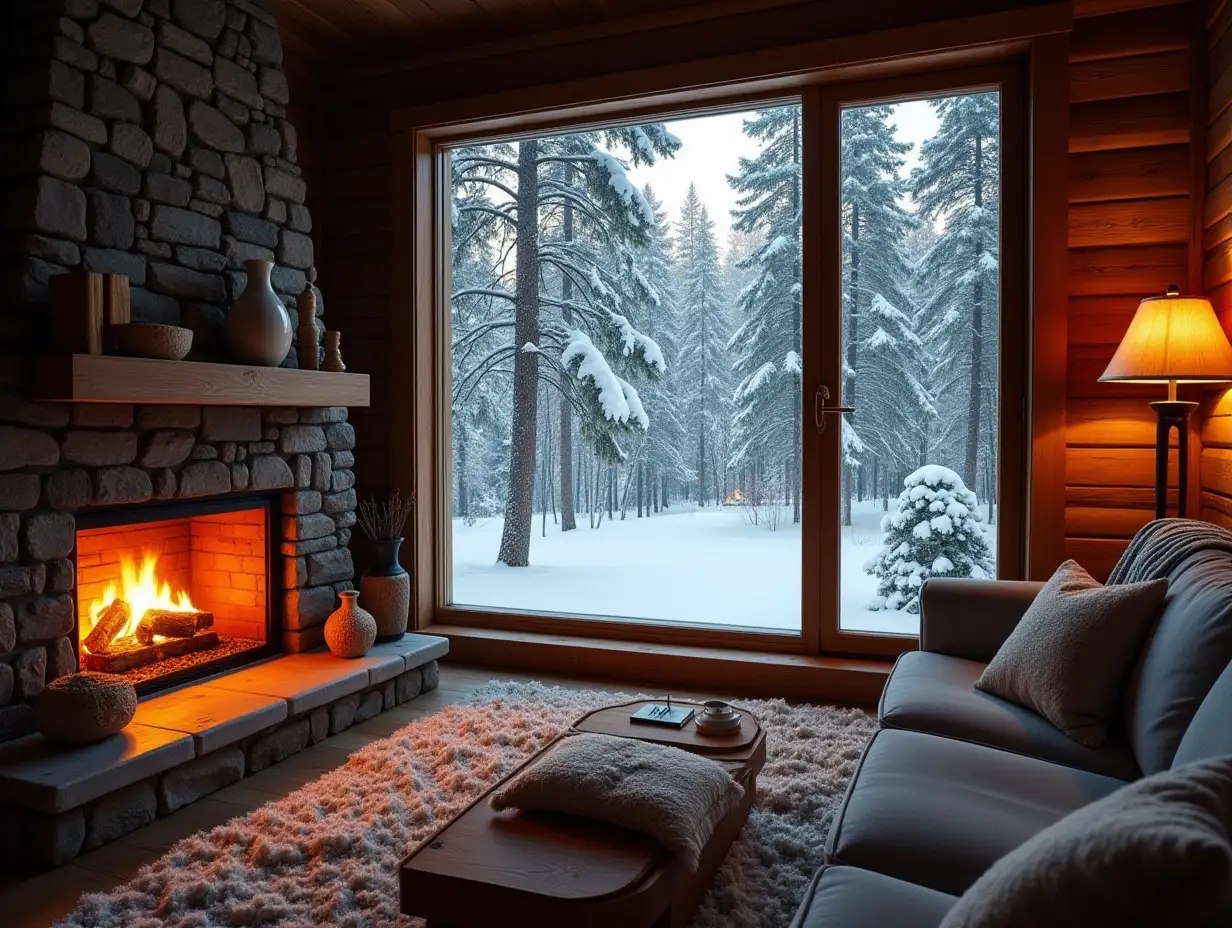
left=1108, top=519, right=1232, bottom=585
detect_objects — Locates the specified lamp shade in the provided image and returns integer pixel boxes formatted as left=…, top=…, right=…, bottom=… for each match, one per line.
left=1100, top=288, right=1232, bottom=383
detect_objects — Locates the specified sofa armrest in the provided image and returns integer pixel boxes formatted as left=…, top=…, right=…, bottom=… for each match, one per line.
left=918, top=578, right=1044, bottom=663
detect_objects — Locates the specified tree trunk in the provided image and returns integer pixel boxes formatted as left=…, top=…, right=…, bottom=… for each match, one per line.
left=558, top=185, right=577, bottom=532
left=497, top=139, right=540, bottom=567
left=964, top=134, right=984, bottom=492
left=457, top=427, right=469, bottom=519
left=842, top=201, right=860, bottom=527
left=698, top=421, right=706, bottom=507
left=637, top=463, right=644, bottom=517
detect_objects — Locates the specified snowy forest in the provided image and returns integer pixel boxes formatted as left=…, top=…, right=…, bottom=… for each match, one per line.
left=448, top=94, right=1000, bottom=630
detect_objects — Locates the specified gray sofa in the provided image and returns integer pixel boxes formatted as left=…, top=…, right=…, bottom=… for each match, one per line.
left=791, top=520, right=1232, bottom=927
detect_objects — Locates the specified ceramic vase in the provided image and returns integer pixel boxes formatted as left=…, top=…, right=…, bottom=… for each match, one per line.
left=226, top=259, right=293, bottom=366
left=361, top=538, right=410, bottom=642
left=324, top=590, right=377, bottom=658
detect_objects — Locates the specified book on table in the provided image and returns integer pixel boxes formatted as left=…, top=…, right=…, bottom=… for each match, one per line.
left=630, top=703, right=695, bottom=728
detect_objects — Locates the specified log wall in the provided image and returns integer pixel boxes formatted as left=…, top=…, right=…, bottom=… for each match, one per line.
left=1201, top=0, right=1232, bottom=528
left=1066, top=0, right=1201, bottom=578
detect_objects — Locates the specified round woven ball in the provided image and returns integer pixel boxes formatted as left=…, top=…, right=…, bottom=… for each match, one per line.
left=34, top=672, right=137, bottom=744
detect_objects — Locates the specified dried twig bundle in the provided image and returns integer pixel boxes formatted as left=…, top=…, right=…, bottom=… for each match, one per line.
left=357, top=488, right=415, bottom=542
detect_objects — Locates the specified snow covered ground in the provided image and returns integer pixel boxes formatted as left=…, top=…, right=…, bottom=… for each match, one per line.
left=451, top=498, right=998, bottom=635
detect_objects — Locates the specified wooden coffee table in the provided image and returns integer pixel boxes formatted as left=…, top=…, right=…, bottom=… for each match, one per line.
left=399, top=699, right=766, bottom=928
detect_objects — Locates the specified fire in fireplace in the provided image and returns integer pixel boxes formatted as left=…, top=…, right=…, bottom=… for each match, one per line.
left=75, top=498, right=279, bottom=694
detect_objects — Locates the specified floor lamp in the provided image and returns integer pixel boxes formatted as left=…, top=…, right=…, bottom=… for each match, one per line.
left=1099, top=286, right=1232, bottom=519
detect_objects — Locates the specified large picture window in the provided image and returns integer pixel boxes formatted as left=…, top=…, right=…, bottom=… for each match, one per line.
left=447, top=104, right=805, bottom=632
left=419, top=64, right=1027, bottom=654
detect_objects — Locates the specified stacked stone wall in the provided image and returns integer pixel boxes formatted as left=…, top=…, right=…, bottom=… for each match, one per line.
left=0, top=0, right=350, bottom=745
left=1, top=0, right=322, bottom=381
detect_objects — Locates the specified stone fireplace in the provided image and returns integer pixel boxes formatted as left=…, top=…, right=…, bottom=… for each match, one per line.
left=0, top=0, right=448, bottom=874
left=0, top=401, right=358, bottom=742
left=0, top=0, right=364, bottom=743
left=75, top=497, right=277, bottom=691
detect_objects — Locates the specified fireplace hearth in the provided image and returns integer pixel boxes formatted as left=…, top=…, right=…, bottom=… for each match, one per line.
left=75, top=497, right=279, bottom=695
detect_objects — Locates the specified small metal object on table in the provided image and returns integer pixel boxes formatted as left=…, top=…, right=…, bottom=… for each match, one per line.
left=399, top=699, right=766, bottom=928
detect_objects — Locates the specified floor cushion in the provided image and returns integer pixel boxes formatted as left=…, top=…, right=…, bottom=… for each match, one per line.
left=826, top=729, right=1128, bottom=895
left=790, top=866, right=956, bottom=928
left=880, top=652, right=1141, bottom=780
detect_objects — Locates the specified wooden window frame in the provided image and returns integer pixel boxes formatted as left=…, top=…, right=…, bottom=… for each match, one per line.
left=815, top=65, right=1028, bottom=659
left=391, top=13, right=1070, bottom=659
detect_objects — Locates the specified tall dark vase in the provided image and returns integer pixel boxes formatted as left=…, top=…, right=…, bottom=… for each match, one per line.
left=361, top=537, right=410, bottom=642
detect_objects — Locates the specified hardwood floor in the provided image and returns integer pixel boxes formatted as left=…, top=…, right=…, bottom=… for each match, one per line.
left=0, top=662, right=742, bottom=928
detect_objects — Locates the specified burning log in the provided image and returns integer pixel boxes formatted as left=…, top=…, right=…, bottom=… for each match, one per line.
left=83, top=599, right=131, bottom=653
left=83, top=630, right=220, bottom=674
left=145, top=610, right=213, bottom=638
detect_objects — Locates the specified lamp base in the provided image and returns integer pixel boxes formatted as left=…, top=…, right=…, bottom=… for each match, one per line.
left=1149, top=400, right=1198, bottom=519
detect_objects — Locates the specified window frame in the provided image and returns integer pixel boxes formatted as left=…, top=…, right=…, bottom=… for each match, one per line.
left=816, top=65, right=1029, bottom=659
left=392, top=30, right=1066, bottom=660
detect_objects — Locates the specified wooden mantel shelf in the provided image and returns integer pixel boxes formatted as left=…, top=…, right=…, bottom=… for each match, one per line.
left=33, top=354, right=370, bottom=407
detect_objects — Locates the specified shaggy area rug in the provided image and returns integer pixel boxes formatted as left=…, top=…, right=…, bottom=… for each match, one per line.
left=57, top=682, right=876, bottom=928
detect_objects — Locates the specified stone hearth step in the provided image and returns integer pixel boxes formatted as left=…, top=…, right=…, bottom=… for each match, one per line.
left=0, top=724, right=193, bottom=813
left=133, top=686, right=288, bottom=756
left=0, top=636, right=447, bottom=866
left=204, top=635, right=448, bottom=714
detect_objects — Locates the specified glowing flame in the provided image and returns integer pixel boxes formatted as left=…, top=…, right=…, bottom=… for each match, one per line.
left=84, top=552, right=195, bottom=651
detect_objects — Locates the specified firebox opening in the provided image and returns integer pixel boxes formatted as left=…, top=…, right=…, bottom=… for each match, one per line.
left=75, top=500, right=276, bottom=693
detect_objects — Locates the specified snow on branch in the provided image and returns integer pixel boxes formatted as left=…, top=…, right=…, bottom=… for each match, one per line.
left=606, top=311, right=666, bottom=373
left=560, top=329, right=649, bottom=428
left=590, top=149, right=656, bottom=228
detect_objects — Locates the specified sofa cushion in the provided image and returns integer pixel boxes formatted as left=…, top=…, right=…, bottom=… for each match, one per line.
left=826, top=729, right=1128, bottom=896
left=1172, top=659, right=1232, bottom=767
left=790, top=866, right=956, bottom=928
left=1119, top=543, right=1232, bottom=774
left=880, top=652, right=1141, bottom=780
left=938, top=756, right=1232, bottom=928
left=975, top=560, right=1167, bottom=747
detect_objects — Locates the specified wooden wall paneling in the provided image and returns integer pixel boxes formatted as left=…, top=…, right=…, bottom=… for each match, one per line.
left=1068, top=295, right=1147, bottom=343
left=1070, top=4, right=1188, bottom=61
left=1069, top=145, right=1189, bottom=201
left=1070, top=50, right=1189, bottom=102
left=1031, top=31, right=1071, bottom=579
left=1068, top=243, right=1189, bottom=294
left=1068, top=195, right=1189, bottom=246
left=1206, top=0, right=1232, bottom=523
left=1070, top=91, right=1191, bottom=150
left=1064, top=2, right=1198, bottom=564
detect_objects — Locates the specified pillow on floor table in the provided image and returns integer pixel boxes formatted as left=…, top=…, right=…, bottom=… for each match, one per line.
left=489, top=731, right=743, bottom=871
left=940, top=756, right=1232, bottom=928
left=975, top=559, right=1167, bottom=746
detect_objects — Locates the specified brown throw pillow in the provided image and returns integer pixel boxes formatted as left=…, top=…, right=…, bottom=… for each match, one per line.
left=975, top=559, right=1167, bottom=746
left=939, top=756, right=1232, bottom=928
left=489, top=732, right=744, bottom=871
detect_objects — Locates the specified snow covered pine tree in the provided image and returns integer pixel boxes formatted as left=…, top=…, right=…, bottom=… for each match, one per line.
left=865, top=465, right=994, bottom=614
left=729, top=106, right=804, bottom=522
left=451, top=126, right=681, bottom=566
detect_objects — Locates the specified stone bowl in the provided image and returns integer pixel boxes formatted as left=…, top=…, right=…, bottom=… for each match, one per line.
left=34, top=672, right=137, bottom=744
left=113, top=323, right=193, bottom=361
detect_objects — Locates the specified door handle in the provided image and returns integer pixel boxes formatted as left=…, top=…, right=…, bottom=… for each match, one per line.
left=814, top=385, right=855, bottom=433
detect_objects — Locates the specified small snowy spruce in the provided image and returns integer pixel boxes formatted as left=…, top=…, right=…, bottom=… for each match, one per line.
left=865, top=465, right=994, bottom=614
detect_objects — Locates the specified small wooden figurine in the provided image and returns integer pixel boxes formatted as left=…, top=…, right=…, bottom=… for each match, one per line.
left=323, top=330, right=346, bottom=372
left=297, top=285, right=319, bottom=370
